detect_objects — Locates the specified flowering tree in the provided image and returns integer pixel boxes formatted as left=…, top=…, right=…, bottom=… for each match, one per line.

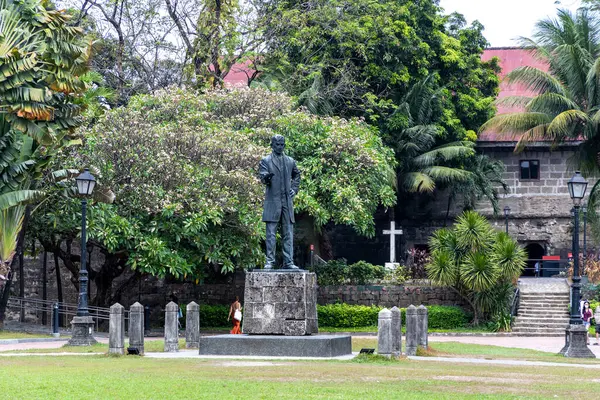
left=30, top=88, right=396, bottom=306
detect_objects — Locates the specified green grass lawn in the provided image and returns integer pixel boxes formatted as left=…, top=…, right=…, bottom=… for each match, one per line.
left=352, top=337, right=600, bottom=365
left=4, top=339, right=188, bottom=354
left=11, top=336, right=600, bottom=367
left=0, top=354, right=597, bottom=399
left=0, top=331, right=50, bottom=339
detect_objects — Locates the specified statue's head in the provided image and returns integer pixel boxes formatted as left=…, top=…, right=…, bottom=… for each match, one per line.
left=271, top=134, right=285, bottom=155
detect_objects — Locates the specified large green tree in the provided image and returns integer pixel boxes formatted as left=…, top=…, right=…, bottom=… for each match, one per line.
left=257, top=0, right=499, bottom=141
left=256, top=0, right=502, bottom=211
left=30, top=87, right=396, bottom=306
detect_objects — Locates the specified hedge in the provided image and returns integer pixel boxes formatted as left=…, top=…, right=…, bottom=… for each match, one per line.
left=198, top=303, right=468, bottom=329
left=200, top=304, right=230, bottom=327
left=317, top=304, right=468, bottom=329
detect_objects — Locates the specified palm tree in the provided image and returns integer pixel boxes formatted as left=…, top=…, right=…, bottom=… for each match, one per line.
left=391, top=77, right=475, bottom=193
left=0, top=0, right=88, bottom=327
left=481, top=8, right=600, bottom=173
left=427, top=211, right=526, bottom=324
left=444, top=154, right=508, bottom=224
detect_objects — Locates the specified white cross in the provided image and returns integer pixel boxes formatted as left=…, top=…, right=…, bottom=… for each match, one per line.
left=383, top=221, right=403, bottom=263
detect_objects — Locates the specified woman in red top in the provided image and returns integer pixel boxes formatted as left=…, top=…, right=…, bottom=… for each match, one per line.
left=582, top=301, right=593, bottom=345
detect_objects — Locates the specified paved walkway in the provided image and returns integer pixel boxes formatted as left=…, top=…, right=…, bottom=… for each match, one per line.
left=2, top=334, right=600, bottom=359
left=3, top=334, right=600, bottom=369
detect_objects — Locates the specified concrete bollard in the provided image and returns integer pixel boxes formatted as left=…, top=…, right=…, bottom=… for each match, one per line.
left=164, top=301, right=179, bottom=352
left=417, top=305, right=428, bottom=349
left=109, top=303, right=125, bottom=355
left=52, top=303, right=60, bottom=338
left=129, top=302, right=145, bottom=354
left=186, top=302, right=200, bottom=349
left=377, top=308, right=392, bottom=357
left=391, top=306, right=402, bottom=356
left=405, top=305, right=418, bottom=356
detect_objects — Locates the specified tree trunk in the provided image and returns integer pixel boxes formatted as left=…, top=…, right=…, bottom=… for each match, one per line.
left=42, top=251, right=47, bottom=325
left=53, top=248, right=63, bottom=327
left=18, top=242, right=24, bottom=322
left=0, top=206, right=31, bottom=329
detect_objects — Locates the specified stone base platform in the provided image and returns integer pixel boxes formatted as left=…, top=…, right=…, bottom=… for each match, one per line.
left=243, top=270, right=318, bottom=335
left=198, top=334, right=352, bottom=357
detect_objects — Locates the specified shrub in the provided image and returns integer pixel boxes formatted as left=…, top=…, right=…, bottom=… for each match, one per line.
left=311, top=259, right=386, bottom=285
left=317, top=304, right=381, bottom=327
left=425, top=305, right=469, bottom=329
left=317, top=304, right=468, bottom=329
left=310, top=259, right=348, bottom=285
left=427, top=211, right=526, bottom=324
left=383, top=264, right=411, bottom=284
left=199, top=304, right=230, bottom=327
left=348, top=261, right=385, bottom=285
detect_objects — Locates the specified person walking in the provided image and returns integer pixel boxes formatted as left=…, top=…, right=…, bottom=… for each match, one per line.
left=169, top=294, right=182, bottom=334
left=594, top=304, right=600, bottom=345
left=228, top=296, right=242, bottom=334
left=582, top=301, right=593, bottom=345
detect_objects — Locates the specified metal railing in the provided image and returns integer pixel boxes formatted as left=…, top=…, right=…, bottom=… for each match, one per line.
left=509, top=287, right=520, bottom=326
left=6, top=296, right=129, bottom=333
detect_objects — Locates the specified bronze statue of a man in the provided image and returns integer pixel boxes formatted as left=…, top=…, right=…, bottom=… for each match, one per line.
left=259, top=135, right=301, bottom=270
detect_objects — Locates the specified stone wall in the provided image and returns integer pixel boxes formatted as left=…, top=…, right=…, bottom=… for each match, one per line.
left=318, top=285, right=466, bottom=308
left=5, top=252, right=466, bottom=326
left=325, top=143, right=590, bottom=266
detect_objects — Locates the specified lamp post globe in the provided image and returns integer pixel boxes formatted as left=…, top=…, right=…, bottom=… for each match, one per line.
left=560, top=171, right=594, bottom=358
left=76, top=168, right=96, bottom=196
left=68, top=168, right=97, bottom=346
left=567, top=171, right=587, bottom=205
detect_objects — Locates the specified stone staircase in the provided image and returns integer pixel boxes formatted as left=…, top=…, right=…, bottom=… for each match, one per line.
left=511, top=278, right=571, bottom=336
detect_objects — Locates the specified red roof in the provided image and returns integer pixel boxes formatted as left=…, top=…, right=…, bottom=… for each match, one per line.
left=479, top=47, right=549, bottom=142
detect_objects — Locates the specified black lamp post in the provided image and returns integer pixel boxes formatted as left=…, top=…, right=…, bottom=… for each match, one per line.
left=67, top=168, right=97, bottom=346
left=560, top=171, right=594, bottom=358
left=503, top=206, right=511, bottom=235
left=583, top=204, right=588, bottom=272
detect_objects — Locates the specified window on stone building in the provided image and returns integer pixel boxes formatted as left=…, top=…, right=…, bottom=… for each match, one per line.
left=519, top=160, right=540, bottom=180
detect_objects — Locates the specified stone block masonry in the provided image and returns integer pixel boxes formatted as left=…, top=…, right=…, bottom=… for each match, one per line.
left=318, top=285, right=466, bottom=308
left=243, top=271, right=318, bottom=336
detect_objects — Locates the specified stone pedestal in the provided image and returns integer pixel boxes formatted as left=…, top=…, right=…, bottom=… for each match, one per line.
left=391, top=306, right=401, bottom=356
left=109, top=303, right=125, bottom=355
left=129, top=302, right=145, bottom=354
left=243, top=270, right=318, bottom=336
left=67, top=316, right=97, bottom=346
left=405, top=305, right=417, bottom=356
left=417, top=305, right=428, bottom=349
left=185, top=301, right=200, bottom=349
left=164, top=301, right=179, bottom=352
left=559, top=324, right=596, bottom=358
left=377, top=308, right=392, bottom=357
left=199, top=334, right=351, bottom=357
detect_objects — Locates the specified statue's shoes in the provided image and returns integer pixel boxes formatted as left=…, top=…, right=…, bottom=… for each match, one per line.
left=283, top=264, right=300, bottom=270
left=264, top=264, right=274, bottom=270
